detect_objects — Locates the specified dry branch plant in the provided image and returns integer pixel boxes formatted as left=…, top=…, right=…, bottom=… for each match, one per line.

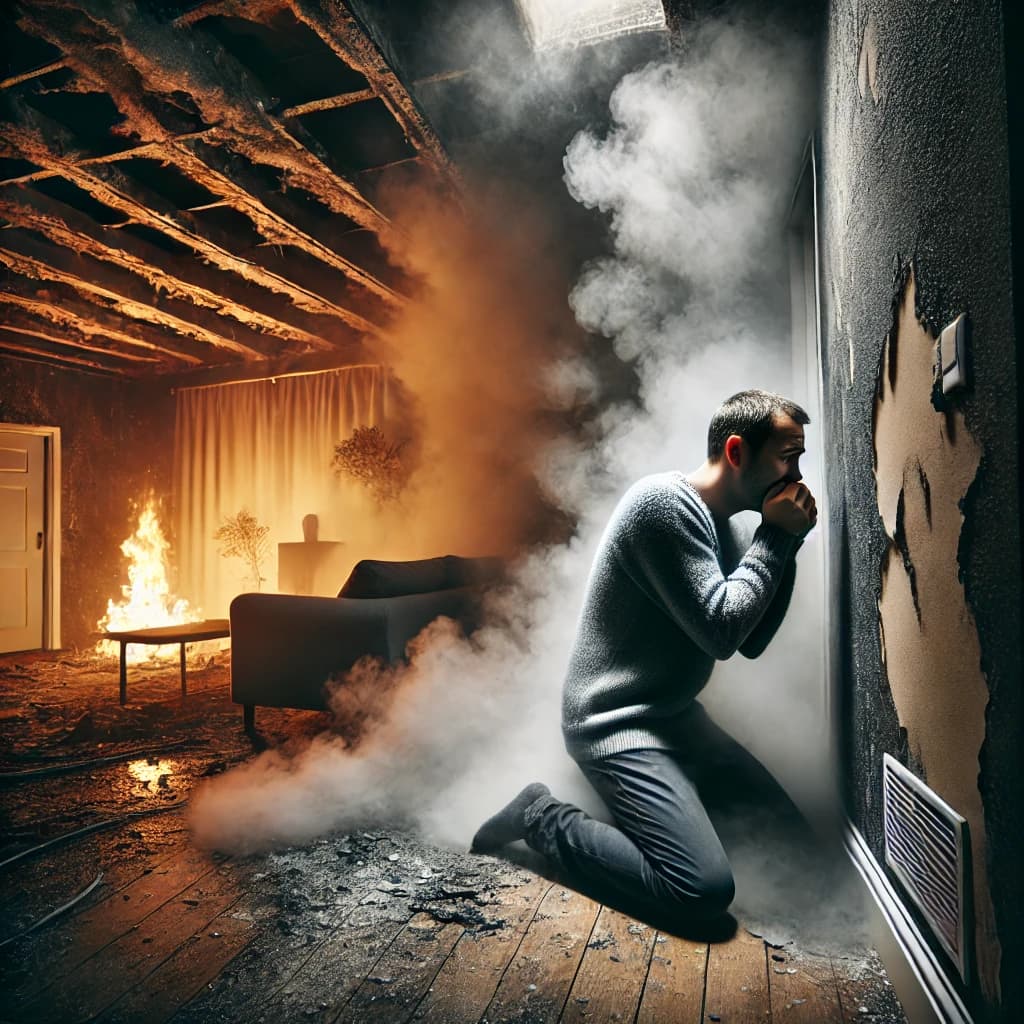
left=214, top=509, right=270, bottom=591
left=332, top=426, right=408, bottom=505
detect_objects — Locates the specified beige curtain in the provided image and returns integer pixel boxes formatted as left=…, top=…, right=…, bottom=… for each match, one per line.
left=173, top=366, right=391, bottom=616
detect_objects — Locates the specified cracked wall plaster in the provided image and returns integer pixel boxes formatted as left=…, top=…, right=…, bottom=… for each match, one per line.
left=857, top=13, right=880, bottom=104
left=820, top=2, right=1021, bottom=1016
left=873, top=269, right=999, bottom=997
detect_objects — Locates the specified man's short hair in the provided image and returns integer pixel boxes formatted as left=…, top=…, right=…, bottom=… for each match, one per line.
left=707, top=389, right=810, bottom=460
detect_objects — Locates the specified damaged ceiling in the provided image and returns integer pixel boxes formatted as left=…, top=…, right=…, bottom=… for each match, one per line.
left=0, top=0, right=482, bottom=380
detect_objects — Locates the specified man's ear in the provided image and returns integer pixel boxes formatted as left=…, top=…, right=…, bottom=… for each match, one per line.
left=724, top=434, right=744, bottom=468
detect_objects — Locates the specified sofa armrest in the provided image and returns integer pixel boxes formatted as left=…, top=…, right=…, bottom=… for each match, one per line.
left=381, top=585, right=483, bottom=656
left=230, top=592, right=390, bottom=711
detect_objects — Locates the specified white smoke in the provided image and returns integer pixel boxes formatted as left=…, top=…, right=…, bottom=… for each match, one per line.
left=191, top=14, right=850, bottom=934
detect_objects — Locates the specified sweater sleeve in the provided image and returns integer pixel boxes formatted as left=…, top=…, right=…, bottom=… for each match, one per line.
left=618, top=484, right=798, bottom=660
left=738, top=547, right=798, bottom=658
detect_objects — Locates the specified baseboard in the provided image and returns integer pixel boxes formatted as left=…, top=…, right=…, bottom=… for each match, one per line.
left=844, top=822, right=973, bottom=1024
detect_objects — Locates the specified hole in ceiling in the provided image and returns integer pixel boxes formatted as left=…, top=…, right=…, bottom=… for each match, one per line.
left=32, top=177, right=125, bottom=225
left=187, top=204, right=265, bottom=250
left=116, top=157, right=218, bottom=211
left=249, top=242, right=383, bottom=313
left=515, top=0, right=666, bottom=50
left=413, top=75, right=487, bottom=142
left=262, top=178, right=362, bottom=238
left=23, top=90, right=132, bottom=156
left=0, top=158, right=42, bottom=182
left=299, top=98, right=417, bottom=173
left=154, top=87, right=207, bottom=134
left=195, top=11, right=370, bottom=109
left=1, top=22, right=62, bottom=79
left=329, top=228, right=407, bottom=293
left=117, top=223, right=192, bottom=257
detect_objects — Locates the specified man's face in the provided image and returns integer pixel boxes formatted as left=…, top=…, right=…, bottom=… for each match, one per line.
left=741, top=413, right=806, bottom=510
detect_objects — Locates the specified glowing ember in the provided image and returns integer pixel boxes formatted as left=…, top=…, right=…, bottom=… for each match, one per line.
left=97, top=499, right=198, bottom=663
left=127, top=758, right=178, bottom=787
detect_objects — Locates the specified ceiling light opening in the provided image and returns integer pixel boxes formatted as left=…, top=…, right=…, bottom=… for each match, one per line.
left=515, top=0, right=667, bottom=52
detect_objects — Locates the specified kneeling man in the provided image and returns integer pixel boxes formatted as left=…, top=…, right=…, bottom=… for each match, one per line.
left=472, top=389, right=817, bottom=925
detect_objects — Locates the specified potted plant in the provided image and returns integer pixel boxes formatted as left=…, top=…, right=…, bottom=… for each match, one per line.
left=214, top=509, right=270, bottom=591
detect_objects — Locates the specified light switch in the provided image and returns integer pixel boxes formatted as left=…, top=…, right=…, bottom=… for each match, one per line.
left=939, top=313, right=969, bottom=394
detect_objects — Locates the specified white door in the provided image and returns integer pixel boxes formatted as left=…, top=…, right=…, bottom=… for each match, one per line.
left=0, top=430, right=45, bottom=653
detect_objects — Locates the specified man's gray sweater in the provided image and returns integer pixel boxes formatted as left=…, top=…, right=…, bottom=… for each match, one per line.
left=562, top=471, right=800, bottom=761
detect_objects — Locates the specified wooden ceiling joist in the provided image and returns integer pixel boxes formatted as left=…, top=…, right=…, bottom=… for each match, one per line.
left=163, top=140, right=405, bottom=306
left=0, top=291, right=206, bottom=368
left=0, top=60, right=68, bottom=92
left=0, top=225, right=322, bottom=362
left=0, top=323, right=163, bottom=367
left=0, top=0, right=458, bottom=378
left=172, top=0, right=284, bottom=30
left=0, top=133, right=207, bottom=189
left=285, top=0, right=455, bottom=178
left=0, top=186, right=361, bottom=350
left=0, top=246, right=269, bottom=360
left=2, top=123, right=380, bottom=334
left=17, top=0, right=395, bottom=236
left=282, top=89, right=376, bottom=119
left=0, top=333, right=134, bottom=376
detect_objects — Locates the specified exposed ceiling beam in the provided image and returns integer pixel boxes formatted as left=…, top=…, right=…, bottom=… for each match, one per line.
left=281, top=89, right=376, bottom=119
left=163, top=140, right=404, bottom=306
left=358, top=155, right=422, bottom=177
left=0, top=247, right=270, bottom=360
left=285, top=0, right=455, bottom=179
left=15, top=0, right=395, bottom=236
left=0, top=225, right=324, bottom=361
left=283, top=69, right=473, bottom=114
left=0, top=290, right=206, bottom=367
left=0, top=323, right=163, bottom=367
left=0, top=132, right=212, bottom=189
left=0, top=60, right=68, bottom=91
left=0, top=182, right=356, bottom=346
left=0, top=128, right=425, bottom=190
left=0, top=188, right=337, bottom=351
left=0, top=334, right=132, bottom=376
left=1, top=122, right=381, bottom=334
left=172, top=0, right=284, bottom=29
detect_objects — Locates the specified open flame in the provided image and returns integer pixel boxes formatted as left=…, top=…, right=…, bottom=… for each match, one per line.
left=96, top=498, right=198, bottom=663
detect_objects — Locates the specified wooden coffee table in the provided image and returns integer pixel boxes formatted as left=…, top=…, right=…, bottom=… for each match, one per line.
left=102, top=619, right=230, bottom=705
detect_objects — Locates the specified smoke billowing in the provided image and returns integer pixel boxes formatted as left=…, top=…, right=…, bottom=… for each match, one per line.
left=369, top=181, right=585, bottom=559
left=190, top=12, right=860, bottom=944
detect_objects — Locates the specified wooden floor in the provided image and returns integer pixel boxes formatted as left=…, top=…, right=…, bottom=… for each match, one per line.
left=1, top=651, right=905, bottom=1024
left=2, top=822, right=905, bottom=1024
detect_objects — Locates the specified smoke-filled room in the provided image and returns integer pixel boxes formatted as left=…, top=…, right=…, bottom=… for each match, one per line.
left=1, top=2, right=1021, bottom=1022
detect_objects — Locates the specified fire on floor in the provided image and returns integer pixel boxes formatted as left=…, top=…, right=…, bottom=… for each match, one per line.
left=0, top=652, right=906, bottom=1023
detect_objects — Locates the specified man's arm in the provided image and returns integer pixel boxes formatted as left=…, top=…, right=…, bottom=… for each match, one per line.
left=619, top=484, right=798, bottom=660
left=737, top=542, right=800, bottom=658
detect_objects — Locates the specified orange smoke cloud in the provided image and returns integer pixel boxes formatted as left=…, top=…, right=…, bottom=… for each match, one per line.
left=373, top=180, right=587, bottom=559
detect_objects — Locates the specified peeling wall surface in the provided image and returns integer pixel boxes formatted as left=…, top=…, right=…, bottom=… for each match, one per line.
left=820, top=2, right=1021, bottom=1020
left=0, top=358, right=175, bottom=645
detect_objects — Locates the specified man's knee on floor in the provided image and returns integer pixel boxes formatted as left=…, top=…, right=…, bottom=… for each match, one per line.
left=657, top=861, right=735, bottom=919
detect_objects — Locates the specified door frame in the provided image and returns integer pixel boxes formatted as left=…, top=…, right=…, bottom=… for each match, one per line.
left=0, top=424, right=61, bottom=649
left=786, top=135, right=836, bottom=775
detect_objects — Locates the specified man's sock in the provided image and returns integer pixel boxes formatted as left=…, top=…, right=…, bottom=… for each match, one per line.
left=470, top=782, right=551, bottom=853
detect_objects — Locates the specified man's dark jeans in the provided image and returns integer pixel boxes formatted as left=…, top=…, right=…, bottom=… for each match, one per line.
left=523, top=701, right=811, bottom=926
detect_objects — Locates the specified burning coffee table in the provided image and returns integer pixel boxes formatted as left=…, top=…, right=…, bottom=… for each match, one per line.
left=102, top=619, right=230, bottom=705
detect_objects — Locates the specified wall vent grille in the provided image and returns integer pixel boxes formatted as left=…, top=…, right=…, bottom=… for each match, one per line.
left=882, top=753, right=972, bottom=982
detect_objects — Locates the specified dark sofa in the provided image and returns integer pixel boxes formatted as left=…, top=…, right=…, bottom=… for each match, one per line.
left=229, top=554, right=503, bottom=730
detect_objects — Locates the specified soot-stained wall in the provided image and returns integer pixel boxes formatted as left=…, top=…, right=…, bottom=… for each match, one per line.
left=819, top=3, right=1021, bottom=1020
left=0, top=359, right=176, bottom=647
